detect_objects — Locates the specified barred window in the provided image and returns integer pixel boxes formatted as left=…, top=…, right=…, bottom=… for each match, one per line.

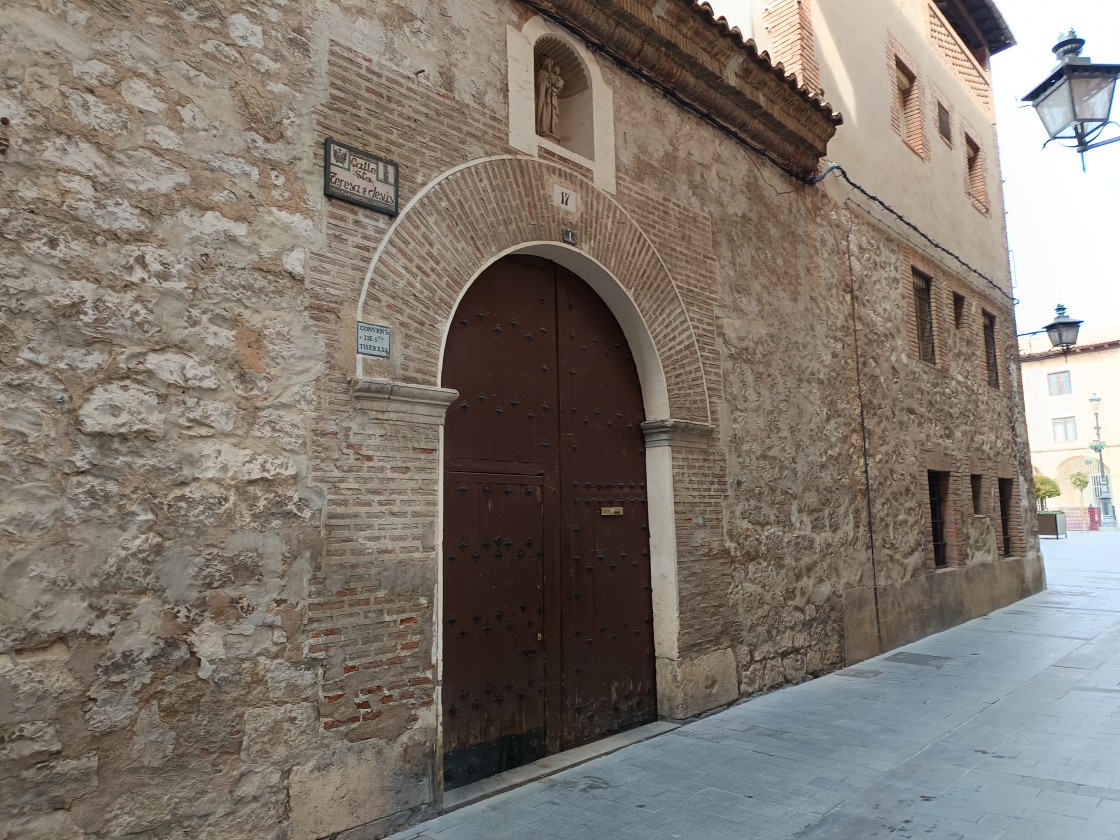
left=997, top=478, right=1013, bottom=555
left=913, top=269, right=936, bottom=363
left=928, top=470, right=950, bottom=568
left=983, top=310, right=999, bottom=388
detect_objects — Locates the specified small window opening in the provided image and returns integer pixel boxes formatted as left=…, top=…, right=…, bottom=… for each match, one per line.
left=913, top=269, right=936, bottom=364
left=965, top=135, right=988, bottom=211
left=952, top=292, right=965, bottom=327
left=1047, top=370, right=1072, bottom=396
left=895, top=59, right=923, bottom=155
left=997, top=478, right=1013, bottom=555
left=983, top=310, right=999, bottom=389
left=937, top=101, right=952, bottom=143
left=1052, top=416, right=1077, bottom=442
left=971, top=474, right=983, bottom=515
left=928, top=470, right=950, bottom=568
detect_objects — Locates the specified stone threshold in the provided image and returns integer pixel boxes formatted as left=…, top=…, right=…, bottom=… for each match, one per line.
left=442, top=720, right=680, bottom=812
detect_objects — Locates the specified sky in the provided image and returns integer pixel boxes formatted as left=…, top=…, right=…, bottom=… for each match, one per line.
left=989, top=1, right=1120, bottom=340
left=706, top=1, right=1120, bottom=340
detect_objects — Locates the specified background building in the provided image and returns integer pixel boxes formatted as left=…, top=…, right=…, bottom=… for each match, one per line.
left=0, top=1, right=1039, bottom=838
left=1020, top=329, right=1119, bottom=527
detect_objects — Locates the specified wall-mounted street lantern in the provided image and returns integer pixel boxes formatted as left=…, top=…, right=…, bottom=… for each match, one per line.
left=1022, top=31, right=1120, bottom=170
left=1018, top=303, right=1083, bottom=352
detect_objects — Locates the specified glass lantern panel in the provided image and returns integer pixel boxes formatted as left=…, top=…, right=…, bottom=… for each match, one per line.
left=1047, top=322, right=1080, bottom=348
left=1070, top=73, right=1117, bottom=124
left=1033, top=80, right=1076, bottom=137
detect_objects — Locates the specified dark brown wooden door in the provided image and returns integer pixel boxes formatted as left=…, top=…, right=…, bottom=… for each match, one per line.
left=441, top=256, right=655, bottom=789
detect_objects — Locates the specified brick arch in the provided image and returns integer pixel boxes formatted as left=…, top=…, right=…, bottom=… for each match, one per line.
left=356, top=155, right=710, bottom=424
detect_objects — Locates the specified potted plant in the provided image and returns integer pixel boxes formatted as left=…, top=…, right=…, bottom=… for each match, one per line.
left=1035, top=474, right=1066, bottom=538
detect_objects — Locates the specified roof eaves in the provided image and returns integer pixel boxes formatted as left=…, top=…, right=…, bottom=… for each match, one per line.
left=690, top=1, right=841, bottom=122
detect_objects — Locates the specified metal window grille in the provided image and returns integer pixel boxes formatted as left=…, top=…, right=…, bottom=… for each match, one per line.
left=927, top=470, right=949, bottom=568
left=998, top=478, right=1013, bottom=555
left=913, top=271, right=936, bottom=363
left=983, top=311, right=999, bottom=388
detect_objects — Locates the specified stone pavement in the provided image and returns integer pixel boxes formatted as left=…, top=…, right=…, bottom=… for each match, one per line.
left=389, top=533, right=1120, bottom=840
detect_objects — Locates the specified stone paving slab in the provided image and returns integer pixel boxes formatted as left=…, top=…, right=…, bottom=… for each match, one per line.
left=386, top=533, right=1120, bottom=840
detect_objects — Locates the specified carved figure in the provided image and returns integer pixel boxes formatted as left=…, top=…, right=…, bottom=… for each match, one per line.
left=536, top=56, right=564, bottom=138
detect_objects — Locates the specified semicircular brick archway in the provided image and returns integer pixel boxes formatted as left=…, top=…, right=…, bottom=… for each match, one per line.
left=355, top=155, right=711, bottom=425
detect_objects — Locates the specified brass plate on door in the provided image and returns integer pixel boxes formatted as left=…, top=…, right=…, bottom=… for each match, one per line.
left=600, top=506, right=623, bottom=516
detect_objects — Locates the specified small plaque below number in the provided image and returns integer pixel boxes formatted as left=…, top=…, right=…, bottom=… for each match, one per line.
left=600, top=507, right=623, bottom=517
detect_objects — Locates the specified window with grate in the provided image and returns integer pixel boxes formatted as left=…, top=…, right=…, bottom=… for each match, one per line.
left=937, top=101, right=952, bottom=144
left=913, top=269, right=936, bottom=363
left=983, top=310, right=999, bottom=388
left=997, top=478, right=1013, bottom=555
left=927, top=470, right=950, bottom=568
left=971, top=473, right=983, bottom=515
left=895, top=58, right=924, bottom=155
left=965, top=134, right=988, bottom=212
left=1047, top=370, right=1072, bottom=396
left=1052, top=416, right=1077, bottom=442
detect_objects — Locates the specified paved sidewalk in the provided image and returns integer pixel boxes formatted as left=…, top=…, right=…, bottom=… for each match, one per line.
left=391, top=533, right=1120, bottom=840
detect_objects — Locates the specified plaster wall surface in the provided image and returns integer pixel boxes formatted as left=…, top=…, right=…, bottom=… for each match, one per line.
left=747, top=0, right=1011, bottom=284
left=1020, top=338, right=1120, bottom=509
left=0, top=1, right=1040, bottom=837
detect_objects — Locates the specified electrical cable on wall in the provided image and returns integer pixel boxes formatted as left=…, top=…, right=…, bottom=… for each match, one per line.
left=815, top=164, right=1015, bottom=305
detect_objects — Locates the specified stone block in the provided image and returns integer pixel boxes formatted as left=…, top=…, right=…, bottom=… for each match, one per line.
left=656, top=647, right=739, bottom=720
left=288, top=737, right=433, bottom=840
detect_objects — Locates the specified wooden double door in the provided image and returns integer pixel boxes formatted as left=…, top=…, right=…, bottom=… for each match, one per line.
left=441, top=256, right=656, bottom=789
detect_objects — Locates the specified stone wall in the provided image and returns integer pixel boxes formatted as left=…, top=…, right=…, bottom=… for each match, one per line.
left=0, top=1, right=1039, bottom=838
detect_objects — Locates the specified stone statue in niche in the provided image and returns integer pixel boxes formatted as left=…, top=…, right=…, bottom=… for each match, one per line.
left=536, top=56, right=563, bottom=140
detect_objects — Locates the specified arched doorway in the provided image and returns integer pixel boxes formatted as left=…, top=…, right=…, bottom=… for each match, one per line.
left=440, top=255, right=656, bottom=789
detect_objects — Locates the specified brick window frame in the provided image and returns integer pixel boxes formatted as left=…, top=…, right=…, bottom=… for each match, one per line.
left=911, top=268, right=937, bottom=364
left=962, top=128, right=989, bottom=214
left=928, top=81, right=954, bottom=148
left=952, top=291, right=965, bottom=328
left=888, top=37, right=928, bottom=160
left=927, top=470, right=951, bottom=568
left=970, top=473, right=984, bottom=515
left=997, top=476, right=1018, bottom=556
left=982, top=309, right=999, bottom=389
left=919, top=450, right=962, bottom=570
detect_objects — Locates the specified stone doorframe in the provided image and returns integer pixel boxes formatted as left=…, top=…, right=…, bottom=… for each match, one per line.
left=351, top=156, right=721, bottom=799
